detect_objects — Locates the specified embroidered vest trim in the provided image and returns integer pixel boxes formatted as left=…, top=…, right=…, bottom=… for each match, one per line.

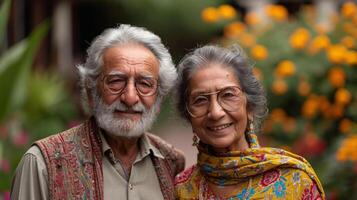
left=35, top=117, right=184, bottom=200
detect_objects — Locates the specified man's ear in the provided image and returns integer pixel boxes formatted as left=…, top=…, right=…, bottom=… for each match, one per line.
left=155, top=97, right=162, bottom=114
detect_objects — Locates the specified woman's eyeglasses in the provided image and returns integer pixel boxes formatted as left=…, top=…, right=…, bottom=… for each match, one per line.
left=186, top=86, right=244, bottom=118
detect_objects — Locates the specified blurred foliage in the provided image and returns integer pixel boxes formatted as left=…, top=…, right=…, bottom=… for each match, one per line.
left=201, top=2, right=357, bottom=199
left=0, top=0, right=78, bottom=196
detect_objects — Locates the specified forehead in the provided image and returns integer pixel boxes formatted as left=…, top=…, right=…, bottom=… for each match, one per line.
left=102, top=43, right=160, bottom=76
left=189, top=63, right=241, bottom=93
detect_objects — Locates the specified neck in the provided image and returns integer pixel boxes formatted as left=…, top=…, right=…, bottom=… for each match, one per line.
left=103, top=133, right=141, bottom=166
left=211, top=138, right=249, bottom=154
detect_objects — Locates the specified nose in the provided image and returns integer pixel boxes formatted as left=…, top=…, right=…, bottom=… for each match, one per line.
left=207, top=96, right=225, bottom=120
left=120, top=79, right=139, bottom=106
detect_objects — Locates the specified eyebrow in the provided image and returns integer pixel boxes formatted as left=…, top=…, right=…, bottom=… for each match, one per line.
left=107, top=71, right=156, bottom=79
left=190, top=85, right=242, bottom=95
left=108, top=71, right=126, bottom=76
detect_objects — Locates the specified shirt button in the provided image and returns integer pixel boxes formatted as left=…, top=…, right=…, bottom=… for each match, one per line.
left=129, top=183, right=133, bottom=190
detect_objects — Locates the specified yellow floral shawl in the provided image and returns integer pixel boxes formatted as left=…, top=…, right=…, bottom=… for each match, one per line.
left=175, top=132, right=325, bottom=199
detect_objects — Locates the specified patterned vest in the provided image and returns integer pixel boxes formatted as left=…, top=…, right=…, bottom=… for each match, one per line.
left=35, top=117, right=185, bottom=200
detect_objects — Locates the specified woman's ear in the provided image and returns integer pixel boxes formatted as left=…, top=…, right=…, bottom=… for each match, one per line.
left=246, top=104, right=254, bottom=121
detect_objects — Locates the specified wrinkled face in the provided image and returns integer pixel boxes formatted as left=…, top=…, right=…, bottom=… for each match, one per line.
left=188, top=63, right=250, bottom=152
left=93, top=43, right=161, bottom=138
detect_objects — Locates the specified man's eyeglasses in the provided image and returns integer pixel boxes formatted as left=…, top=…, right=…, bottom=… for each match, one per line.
left=101, top=74, right=159, bottom=97
left=186, top=86, right=244, bottom=118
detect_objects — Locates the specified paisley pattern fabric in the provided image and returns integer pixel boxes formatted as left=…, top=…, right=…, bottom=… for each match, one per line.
left=175, top=132, right=325, bottom=200
left=36, top=117, right=185, bottom=200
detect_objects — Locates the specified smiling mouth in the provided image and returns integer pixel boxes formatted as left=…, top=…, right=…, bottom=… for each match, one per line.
left=114, top=110, right=142, bottom=115
left=208, top=123, right=233, bottom=131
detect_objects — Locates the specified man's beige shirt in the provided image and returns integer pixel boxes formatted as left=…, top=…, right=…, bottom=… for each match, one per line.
left=11, top=132, right=165, bottom=200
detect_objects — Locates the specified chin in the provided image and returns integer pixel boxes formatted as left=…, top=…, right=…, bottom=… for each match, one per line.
left=206, top=139, right=235, bottom=151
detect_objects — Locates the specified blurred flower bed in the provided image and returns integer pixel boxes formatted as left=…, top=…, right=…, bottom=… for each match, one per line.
left=0, top=0, right=79, bottom=198
left=202, top=2, right=357, bottom=199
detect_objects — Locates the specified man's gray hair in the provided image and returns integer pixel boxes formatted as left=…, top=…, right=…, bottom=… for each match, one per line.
left=77, top=24, right=177, bottom=111
left=175, top=45, right=268, bottom=131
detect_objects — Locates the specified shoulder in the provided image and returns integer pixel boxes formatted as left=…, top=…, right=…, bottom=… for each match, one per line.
left=282, top=168, right=324, bottom=199
left=256, top=167, right=323, bottom=199
left=174, top=165, right=198, bottom=185
left=37, top=120, right=91, bottom=144
left=35, top=120, right=95, bottom=153
left=12, top=146, right=49, bottom=199
left=174, top=165, right=201, bottom=199
left=17, top=145, right=47, bottom=171
left=146, top=133, right=185, bottom=164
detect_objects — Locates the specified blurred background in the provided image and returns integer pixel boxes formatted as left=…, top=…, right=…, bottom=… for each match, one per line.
left=1, top=0, right=357, bottom=199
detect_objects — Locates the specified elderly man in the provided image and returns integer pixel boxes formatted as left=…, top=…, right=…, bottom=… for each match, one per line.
left=11, top=24, right=185, bottom=200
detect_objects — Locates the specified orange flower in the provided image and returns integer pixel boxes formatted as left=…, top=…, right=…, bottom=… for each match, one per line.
left=319, top=96, right=331, bottom=119
left=271, top=79, right=288, bottom=95
left=352, top=14, right=357, bottom=26
left=327, top=44, right=347, bottom=64
left=330, top=104, right=345, bottom=119
left=335, top=88, right=352, bottom=105
left=250, top=44, right=268, bottom=60
left=318, top=96, right=330, bottom=112
left=302, top=95, right=319, bottom=119
left=298, top=79, right=311, bottom=96
left=238, top=33, right=256, bottom=47
left=328, top=66, right=346, bottom=88
left=336, top=147, right=348, bottom=162
left=336, top=135, right=357, bottom=162
left=283, top=117, right=296, bottom=133
left=270, top=108, right=286, bottom=123
left=265, top=4, right=288, bottom=21
left=314, top=24, right=329, bottom=35
left=309, top=35, right=330, bottom=54
left=341, top=1, right=357, bottom=18
left=339, top=118, right=353, bottom=134
left=345, top=50, right=357, bottom=65
left=343, top=22, right=355, bottom=35
left=244, top=12, right=261, bottom=26
left=201, top=7, right=219, bottom=23
left=275, top=60, right=296, bottom=78
left=341, top=36, right=355, bottom=49
left=289, top=28, right=310, bottom=50
left=224, top=22, right=246, bottom=38
left=218, top=4, right=237, bottom=20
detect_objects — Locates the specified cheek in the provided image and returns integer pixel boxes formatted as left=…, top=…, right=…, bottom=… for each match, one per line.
left=190, top=118, right=204, bottom=133
left=141, top=95, right=157, bottom=109
left=97, top=84, right=117, bottom=105
left=232, top=109, right=248, bottom=131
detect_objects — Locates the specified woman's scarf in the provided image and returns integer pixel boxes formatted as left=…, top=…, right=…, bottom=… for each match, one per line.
left=197, top=132, right=325, bottom=198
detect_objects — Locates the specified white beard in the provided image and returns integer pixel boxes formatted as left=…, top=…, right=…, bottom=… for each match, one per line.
left=93, top=92, right=160, bottom=138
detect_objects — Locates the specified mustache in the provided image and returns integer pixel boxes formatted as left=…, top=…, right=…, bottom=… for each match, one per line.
left=106, top=101, right=146, bottom=113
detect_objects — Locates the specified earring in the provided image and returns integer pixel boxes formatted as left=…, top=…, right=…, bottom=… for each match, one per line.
left=192, top=135, right=199, bottom=146
left=247, top=119, right=254, bottom=134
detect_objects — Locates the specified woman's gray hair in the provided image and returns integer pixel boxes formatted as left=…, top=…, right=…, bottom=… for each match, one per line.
left=175, top=45, right=268, bottom=131
left=77, top=24, right=177, bottom=111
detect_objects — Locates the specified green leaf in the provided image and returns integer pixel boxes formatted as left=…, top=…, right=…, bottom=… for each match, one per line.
left=0, top=0, right=11, bottom=46
left=0, top=20, right=49, bottom=121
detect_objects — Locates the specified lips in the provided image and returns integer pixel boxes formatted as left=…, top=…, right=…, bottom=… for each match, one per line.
left=114, top=110, right=143, bottom=120
left=207, top=123, right=233, bottom=131
left=115, top=109, right=142, bottom=114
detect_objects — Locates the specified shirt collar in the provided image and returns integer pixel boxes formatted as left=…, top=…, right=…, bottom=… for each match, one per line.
left=98, top=129, right=164, bottom=163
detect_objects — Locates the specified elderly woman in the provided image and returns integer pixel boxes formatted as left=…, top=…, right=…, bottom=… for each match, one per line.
left=174, top=45, right=325, bottom=199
